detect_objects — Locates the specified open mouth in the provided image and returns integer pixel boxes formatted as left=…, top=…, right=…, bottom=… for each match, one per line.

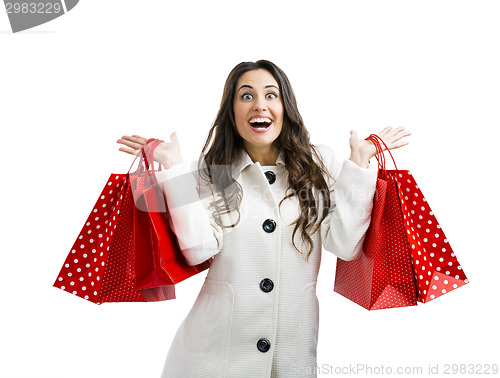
left=249, top=117, right=273, bottom=130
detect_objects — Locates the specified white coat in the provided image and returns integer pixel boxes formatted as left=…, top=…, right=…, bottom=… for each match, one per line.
left=155, top=144, right=378, bottom=378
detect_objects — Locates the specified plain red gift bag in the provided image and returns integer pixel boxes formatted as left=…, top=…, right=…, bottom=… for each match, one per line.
left=52, top=140, right=177, bottom=304
left=130, top=139, right=212, bottom=291
left=334, top=134, right=468, bottom=310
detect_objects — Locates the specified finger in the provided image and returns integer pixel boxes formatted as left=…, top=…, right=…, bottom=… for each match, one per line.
left=121, top=135, right=147, bottom=145
left=383, top=128, right=410, bottom=144
left=388, top=140, right=409, bottom=150
left=392, top=130, right=412, bottom=142
left=350, top=130, right=358, bottom=140
left=390, top=126, right=406, bottom=135
left=117, top=136, right=145, bottom=150
left=378, top=126, right=393, bottom=135
left=376, top=127, right=392, bottom=139
left=130, top=135, right=149, bottom=144
left=117, top=139, right=143, bottom=150
left=118, top=147, right=140, bottom=156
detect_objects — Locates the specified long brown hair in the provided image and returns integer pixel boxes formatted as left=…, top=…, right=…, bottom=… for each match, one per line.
left=197, top=60, right=334, bottom=262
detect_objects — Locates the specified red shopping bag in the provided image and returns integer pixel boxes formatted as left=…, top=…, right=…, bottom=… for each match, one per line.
left=52, top=171, right=175, bottom=304
left=130, top=139, right=212, bottom=290
left=334, top=137, right=417, bottom=310
left=334, top=134, right=468, bottom=310
left=395, top=170, right=468, bottom=303
left=53, top=139, right=177, bottom=304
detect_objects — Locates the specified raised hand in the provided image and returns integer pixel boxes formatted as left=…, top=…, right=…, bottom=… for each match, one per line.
left=349, top=126, right=411, bottom=168
left=117, top=132, right=183, bottom=169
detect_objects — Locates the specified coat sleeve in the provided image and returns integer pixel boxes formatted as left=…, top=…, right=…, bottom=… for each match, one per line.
left=317, top=144, right=378, bottom=261
left=155, top=161, right=224, bottom=266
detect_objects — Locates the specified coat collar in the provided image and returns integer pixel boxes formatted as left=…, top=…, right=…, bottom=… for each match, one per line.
left=231, top=147, right=285, bottom=214
left=232, top=148, right=286, bottom=175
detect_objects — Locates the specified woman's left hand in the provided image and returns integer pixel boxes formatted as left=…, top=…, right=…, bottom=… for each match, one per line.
left=349, top=126, right=411, bottom=168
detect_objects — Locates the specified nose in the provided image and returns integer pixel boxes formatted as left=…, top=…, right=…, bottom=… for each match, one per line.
left=252, top=98, right=268, bottom=112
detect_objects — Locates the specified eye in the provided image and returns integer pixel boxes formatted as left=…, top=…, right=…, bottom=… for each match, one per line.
left=241, top=93, right=253, bottom=100
left=266, top=92, right=278, bottom=99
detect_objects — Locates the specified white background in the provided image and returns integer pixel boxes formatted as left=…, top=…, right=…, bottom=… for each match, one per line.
left=1, top=1, right=499, bottom=377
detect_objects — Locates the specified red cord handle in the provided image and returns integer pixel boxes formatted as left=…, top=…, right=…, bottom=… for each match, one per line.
left=365, top=134, right=400, bottom=178
left=142, top=138, right=163, bottom=171
left=126, top=138, right=165, bottom=174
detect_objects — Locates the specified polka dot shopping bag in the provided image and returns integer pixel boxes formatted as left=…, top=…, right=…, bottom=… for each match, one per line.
left=334, top=134, right=469, bottom=310
left=52, top=139, right=179, bottom=304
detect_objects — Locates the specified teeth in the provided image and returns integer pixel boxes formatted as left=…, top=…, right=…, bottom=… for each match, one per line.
left=249, top=118, right=272, bottom=124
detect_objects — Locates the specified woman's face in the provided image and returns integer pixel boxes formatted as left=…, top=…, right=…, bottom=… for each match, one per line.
left=233, top=69, right=284, bottom=153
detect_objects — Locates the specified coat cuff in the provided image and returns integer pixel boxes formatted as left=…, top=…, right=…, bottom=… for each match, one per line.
left=337, top=158, right=378, bottom=194
left=156, top=162, right=190, bottom=183
left=155, top=162, right=199, bottom=210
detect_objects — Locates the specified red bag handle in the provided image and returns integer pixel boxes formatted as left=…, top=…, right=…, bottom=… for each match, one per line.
left=126, top=138, right=165, bottom=174
left=142, top=138, right=163, bottom=171
left=365, top=134, right=400, bottom=179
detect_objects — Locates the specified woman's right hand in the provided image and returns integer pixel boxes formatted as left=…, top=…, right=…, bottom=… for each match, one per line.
left=116, top=132, right=183, bottom=169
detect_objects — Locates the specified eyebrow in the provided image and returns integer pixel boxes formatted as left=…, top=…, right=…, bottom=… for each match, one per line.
left=237, top=84, right=279, bottom=92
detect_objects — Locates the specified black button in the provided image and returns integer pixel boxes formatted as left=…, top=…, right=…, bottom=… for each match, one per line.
left=262, top=219, right=276, bottom=233
left=264, top=170, right=276, bottom=185
left=260, top=278, right=274, bottom=292
left=257, top=338, right=271, bottom=352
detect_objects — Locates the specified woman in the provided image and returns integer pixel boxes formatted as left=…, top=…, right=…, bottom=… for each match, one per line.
left=117, top=60, right=410, bottom=378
